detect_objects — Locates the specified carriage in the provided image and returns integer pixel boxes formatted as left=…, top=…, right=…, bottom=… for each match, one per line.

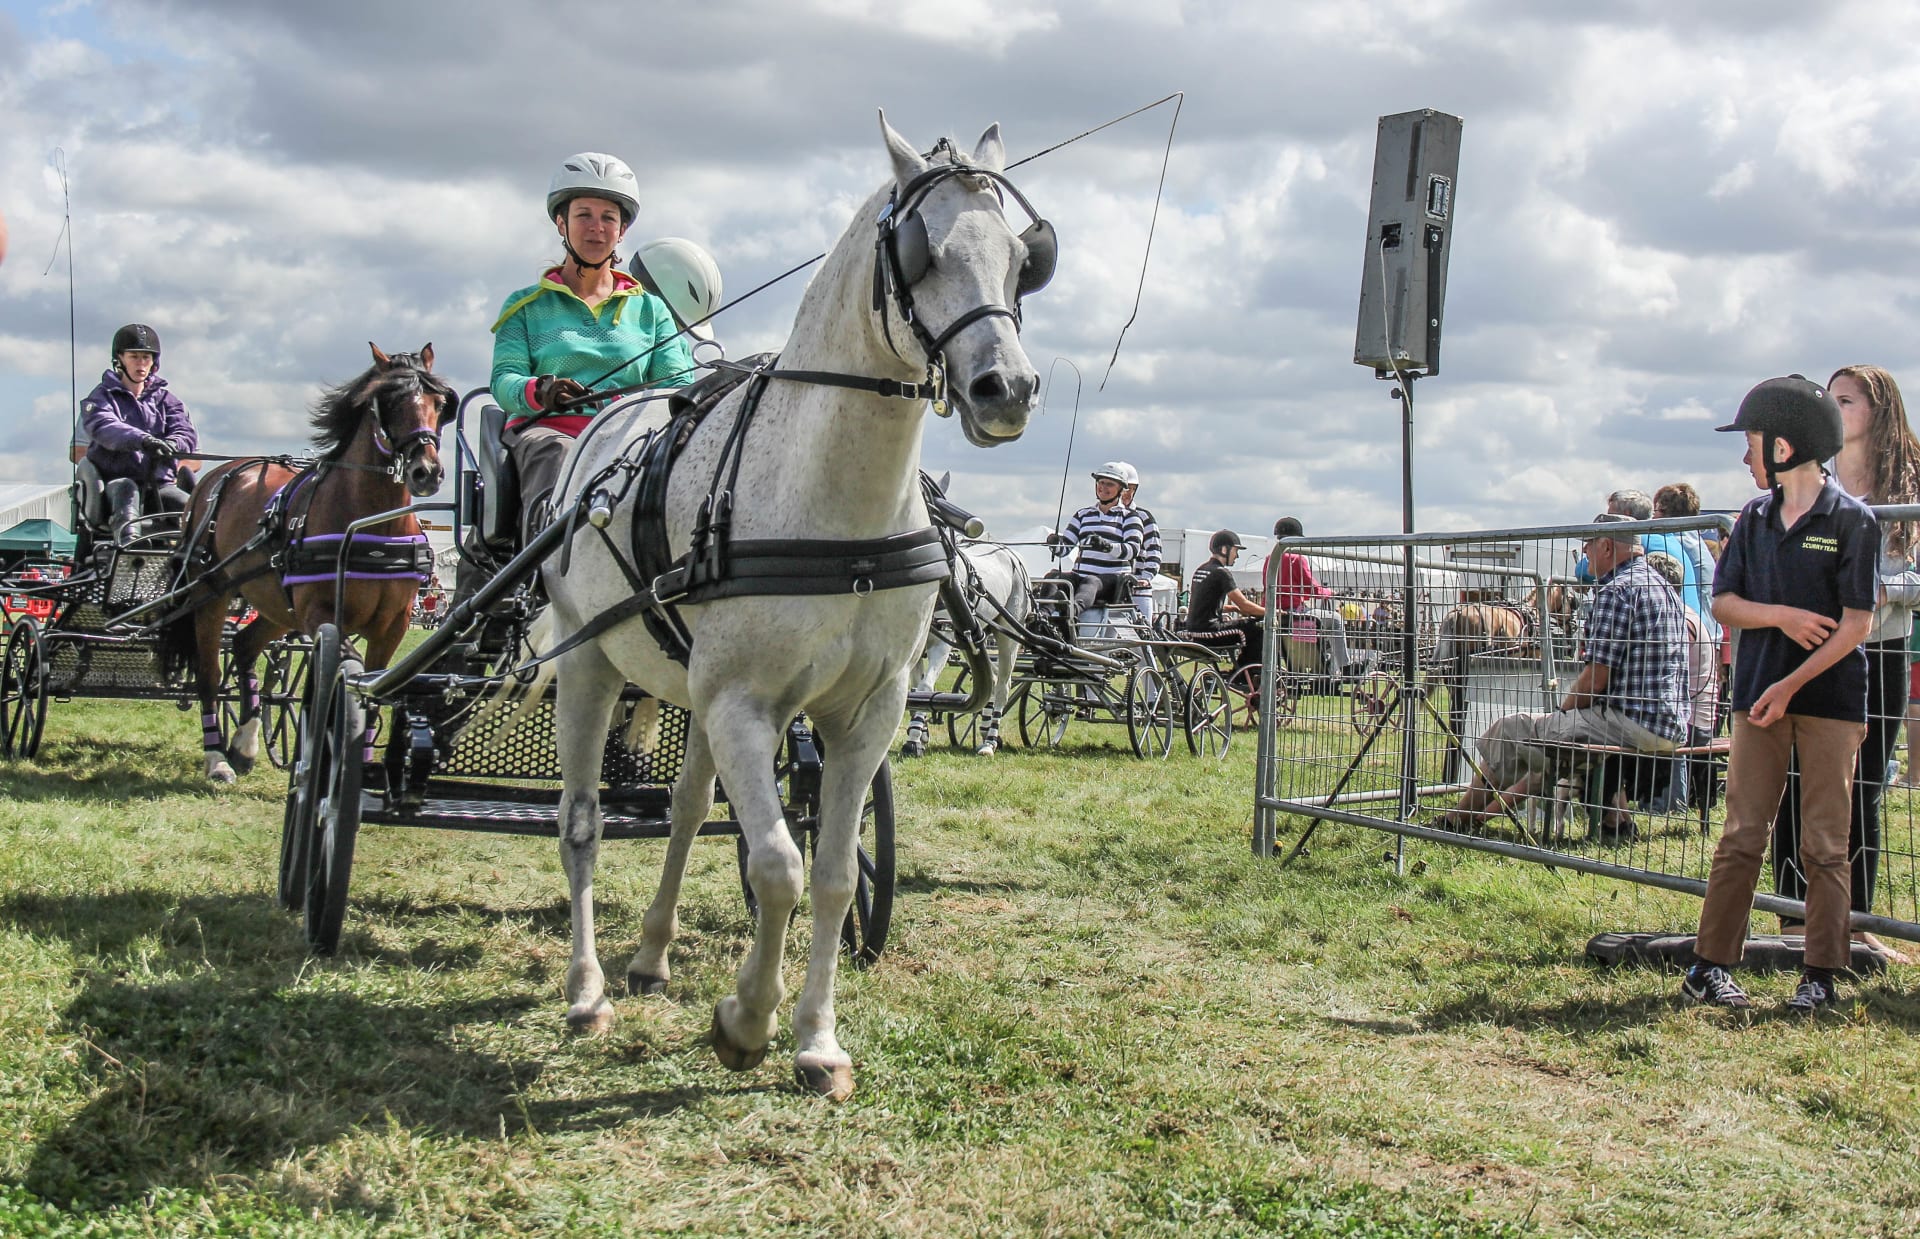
left=0, top=475, right=307, bottom=764
left=274, top=382, right=915, bottom=960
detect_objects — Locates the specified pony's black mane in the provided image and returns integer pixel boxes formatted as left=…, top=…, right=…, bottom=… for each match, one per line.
left=309, top=357, right=454, bottom=461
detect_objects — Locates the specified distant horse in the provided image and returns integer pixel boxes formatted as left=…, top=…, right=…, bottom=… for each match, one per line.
left=161, top=344, right=449, bottom=781
left=902, top=539, right=1031, bottom=757
left=472, top=116, right=1049, bottom=1100
left=1433, top=599, right=1536, bottom=778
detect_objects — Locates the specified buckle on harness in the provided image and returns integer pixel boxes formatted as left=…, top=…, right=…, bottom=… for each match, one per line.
left=651, top=564, right=692, bottom=606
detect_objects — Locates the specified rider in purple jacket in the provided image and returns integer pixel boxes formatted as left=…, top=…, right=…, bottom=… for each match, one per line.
left=81, top=323, right=200, bottom=545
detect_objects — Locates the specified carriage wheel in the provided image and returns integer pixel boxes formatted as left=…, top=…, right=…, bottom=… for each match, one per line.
left=736, top=757, right=896, bottom=965
left=1185, top=667, right=1233, bottom=758
left=0, top=618, right=50, bottom=760
left=1224, top=666, right=1263, bottom=730
left=842, top=759, right=896, bottom=966
left=943, top=665, right=980, bottom=750
left=1349, top=670, right=1396, bottom=737
left=278, top=629, right=336, bottom=911
left=1015, top=680, right=1071, bottom=748
left=262, top=638, right=309, bottom=770
left=1125, top=665, right=1176, bottom=759
left=302, top=626, right=366, bottom=954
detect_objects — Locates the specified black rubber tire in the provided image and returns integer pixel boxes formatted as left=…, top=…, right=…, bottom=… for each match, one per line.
left=303, top=627, right=365, bottom=954
left=1185, top=666, right=1233, bottom=758
left=278, top=629, right=337, bottom=911
left=1015, top=679, right=1070, bottom=748
left=842, top=759, right=896, bottom=967
left=943, top=665, right=978, bottom=750
left=1125, top=665, right=1175, bottom=759
left=1, top=618, right=49, bottom=760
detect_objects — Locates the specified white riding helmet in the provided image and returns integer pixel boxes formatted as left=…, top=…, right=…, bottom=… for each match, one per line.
left=629, top=238, right=723, bottom=341
left=1114, top=461, right=1140, bottom=487
left=546, top=152, right=640, bottom=225
left=1091, top=462, right=1129, bottom=485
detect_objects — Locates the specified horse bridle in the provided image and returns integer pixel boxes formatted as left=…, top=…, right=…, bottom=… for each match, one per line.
left=365, top=368, right=455, bottom=483
left=869, top=142, right=1057, bottom=409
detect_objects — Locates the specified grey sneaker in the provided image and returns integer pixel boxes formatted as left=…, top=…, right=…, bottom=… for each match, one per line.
left=1786, top=974, right=1837, bottom=1014
left=1682, top=965, right=1752, bottom=1009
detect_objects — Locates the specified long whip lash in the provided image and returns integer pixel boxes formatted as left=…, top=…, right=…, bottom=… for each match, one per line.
left=1046, top=357, right=1084, bottom=535
left=1096, top=92, right=1183, bottom=392
left=45, top=149, right=77, bottom=457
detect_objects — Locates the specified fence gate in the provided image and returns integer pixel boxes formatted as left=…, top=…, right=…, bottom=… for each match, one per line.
left=1251, top=513, right=1920, bottom=946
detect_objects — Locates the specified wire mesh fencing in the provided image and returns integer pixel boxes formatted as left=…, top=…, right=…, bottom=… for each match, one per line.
left=1249, top=512, right=1920, bottom=945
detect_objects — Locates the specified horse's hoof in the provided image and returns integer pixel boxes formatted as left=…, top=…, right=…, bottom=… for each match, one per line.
left=794, top=1053, right=855, bottom=1101
left=709, top=1004, right=769, bottom=1072
left=225, top=748, right=256, bottom=778
left=900, top=741, right=925, bottom=759
left=205, top=761, right=236, bottom=785
left=627, top=969, right=668, bottom=997
left=566, top=1001, right=615, bottom=1035
left=974, top=743, right=997, bottom=758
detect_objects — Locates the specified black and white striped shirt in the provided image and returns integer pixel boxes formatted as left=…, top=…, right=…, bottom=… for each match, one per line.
left=1130, top=504, right=1161, bottom=582
left=1059, top=503, right=1144, bottom=577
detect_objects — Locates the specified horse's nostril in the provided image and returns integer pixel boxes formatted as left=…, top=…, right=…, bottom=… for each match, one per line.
left=968, top=371, right=1009, bottom=405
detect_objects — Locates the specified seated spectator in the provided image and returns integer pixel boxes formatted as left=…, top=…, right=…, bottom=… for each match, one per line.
left=1443, top=515, right=1689, bottom=840
left=1269, top=516, right=1356, bottom=678
left=1180, top=529, right=1264, bottom=673
left=1652, top=483, right=1719, bottom=638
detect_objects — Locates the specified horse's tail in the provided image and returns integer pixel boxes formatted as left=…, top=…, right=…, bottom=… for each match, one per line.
left=155, top=607, right=199, bottom=683
left=460, top=607, right=560, bottom=751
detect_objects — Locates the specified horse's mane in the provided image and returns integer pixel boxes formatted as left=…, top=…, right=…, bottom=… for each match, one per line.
left=309, top=357, right=454, bottom=461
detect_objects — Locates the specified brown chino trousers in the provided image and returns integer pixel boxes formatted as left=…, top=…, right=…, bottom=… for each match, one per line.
left=1696, top=711, right=1866, bottom=972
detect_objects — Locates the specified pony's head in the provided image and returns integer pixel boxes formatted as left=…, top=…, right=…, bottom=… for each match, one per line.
left=311, top=343, right=452, bottom=496
left=874, top=114, right=1049, bottom=447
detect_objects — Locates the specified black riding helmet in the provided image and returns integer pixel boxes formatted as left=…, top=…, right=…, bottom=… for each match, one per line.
left=111, top=323, right=160, bottom=367
left=1210, top=528, right=1245, bottom=556
left=1716, top=374, right=1843, bottom=486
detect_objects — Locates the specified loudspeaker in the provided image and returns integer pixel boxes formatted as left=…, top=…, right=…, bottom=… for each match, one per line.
left=1354, top=109, right=1462, bottom=377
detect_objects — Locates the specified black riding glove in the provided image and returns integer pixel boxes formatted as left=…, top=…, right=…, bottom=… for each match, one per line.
left=1084, top=535, right=1113, bottom=554
left=532, top=375, right=588, bottom=412
left=143, top=434, right=176, bottom=460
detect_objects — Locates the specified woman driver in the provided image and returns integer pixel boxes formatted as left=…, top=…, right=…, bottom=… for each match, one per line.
left=489, top=152, right=704, bottom=539
left=80, top=323, right=200, bottom=546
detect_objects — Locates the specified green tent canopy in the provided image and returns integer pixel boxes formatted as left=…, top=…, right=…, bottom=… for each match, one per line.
left=0, top=518, right=78, bottom=562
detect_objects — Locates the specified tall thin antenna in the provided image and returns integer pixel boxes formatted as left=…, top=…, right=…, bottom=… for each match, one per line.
left=46, top=150, right=77, bottom=458
left=1046, top=356, right=1084, bottom=534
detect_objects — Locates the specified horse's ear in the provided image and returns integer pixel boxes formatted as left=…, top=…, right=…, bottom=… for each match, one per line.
left=879, top=109, right=927, bottom=188
left=369, top=342, right=391, bottom=369
left=420, top=343, right=435, bottom=371
left=971, top=123, right=1006, bottom=174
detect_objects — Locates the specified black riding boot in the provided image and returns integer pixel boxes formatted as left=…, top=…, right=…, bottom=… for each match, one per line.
left=104, top=478, right=141, bottom=547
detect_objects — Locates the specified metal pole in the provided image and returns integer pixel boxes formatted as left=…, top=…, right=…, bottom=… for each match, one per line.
left=1393, top=376, right=1418, bottom=876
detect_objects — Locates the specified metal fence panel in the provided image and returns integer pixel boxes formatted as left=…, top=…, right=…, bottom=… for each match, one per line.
left=1251, top=511, right=1920, bottom=944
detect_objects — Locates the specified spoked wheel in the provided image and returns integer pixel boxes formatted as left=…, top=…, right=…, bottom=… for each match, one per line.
left=1349, top=670, right=1396, bottom=736
left=842, top=760, right=896, bottom=966
left=262, top=638, right=309, bottom=770
left=943, top=665, right=979, bottom=751
left=1015, top=680, right=1072, bottom=749
left=1185, top=666, right=1233, bottom=757
left=1225, top=666, right=1264, bottom=730
left=276, top=628, right=335, bottom=913
left=1, top=618, right=50, bottom=760
left=302, top=625, right=367, bottom=954
left=1125, top=665, right=1176, bottom=759
left=737, top=754, right=896, bottom=966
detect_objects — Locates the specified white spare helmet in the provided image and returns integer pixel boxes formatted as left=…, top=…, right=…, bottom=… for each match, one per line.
left=546, top=152, right=640, bottom=225
left=629, top=238, right=723, bottom=341
left=1091, top=462, right=1129, bottom=485
left=1113, top=461, right=1140, bottom=487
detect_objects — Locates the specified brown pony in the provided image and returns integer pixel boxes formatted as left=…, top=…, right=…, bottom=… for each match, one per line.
left=162, top=344, right=450, bottom=781
left=1433, top=599, right=1536, bottom=778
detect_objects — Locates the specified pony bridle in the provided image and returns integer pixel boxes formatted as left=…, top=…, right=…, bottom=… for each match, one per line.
left=368, top=396, right=447, bottom=483
left=871, top=144, right=1057, bottom=416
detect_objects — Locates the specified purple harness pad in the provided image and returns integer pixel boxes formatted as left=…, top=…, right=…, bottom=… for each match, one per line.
left=281, top=531, right=434, bottom=588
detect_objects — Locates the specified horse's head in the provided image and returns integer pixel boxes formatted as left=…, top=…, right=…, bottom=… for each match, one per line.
left=874, top=114, right=1049, bottom=447
left=364, top=342, right=451, bottom=496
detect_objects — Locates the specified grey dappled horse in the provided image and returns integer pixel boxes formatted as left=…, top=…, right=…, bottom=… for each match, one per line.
left=480, top=117, right=1045, bottom=1100
left=902, top=539, right=1032, bottom=757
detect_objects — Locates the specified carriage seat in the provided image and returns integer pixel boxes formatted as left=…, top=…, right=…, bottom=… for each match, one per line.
left=71, top=457, right=110, bottom=536
left=472, top=403, right=521, bottom=555
left=1177, top=627, right=1248, bottom=661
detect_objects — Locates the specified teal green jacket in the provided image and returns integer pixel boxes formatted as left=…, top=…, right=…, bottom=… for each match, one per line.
left=490, top=267, right=694, bottom=431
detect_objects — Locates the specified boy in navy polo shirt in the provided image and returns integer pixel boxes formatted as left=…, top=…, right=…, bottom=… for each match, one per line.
left=1686, top=376, right=1879, bottom=1013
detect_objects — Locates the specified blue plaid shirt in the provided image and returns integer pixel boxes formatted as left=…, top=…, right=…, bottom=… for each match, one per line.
left=1582, top=554, right=1689, bottom=741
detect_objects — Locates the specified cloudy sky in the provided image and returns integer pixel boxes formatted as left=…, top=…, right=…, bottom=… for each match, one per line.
left=4, top=0, right=1918, bottom=546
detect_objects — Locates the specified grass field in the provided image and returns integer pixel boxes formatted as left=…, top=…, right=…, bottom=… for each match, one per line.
left=2, top=692, right=1918, bottom=1237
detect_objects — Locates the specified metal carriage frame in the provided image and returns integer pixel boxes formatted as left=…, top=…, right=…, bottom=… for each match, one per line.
left=0, top=516, right=309, bottom=766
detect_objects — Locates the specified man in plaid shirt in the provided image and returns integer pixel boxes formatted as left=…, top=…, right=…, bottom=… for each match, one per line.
left=1445, top=514, right=1689, bottom=836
